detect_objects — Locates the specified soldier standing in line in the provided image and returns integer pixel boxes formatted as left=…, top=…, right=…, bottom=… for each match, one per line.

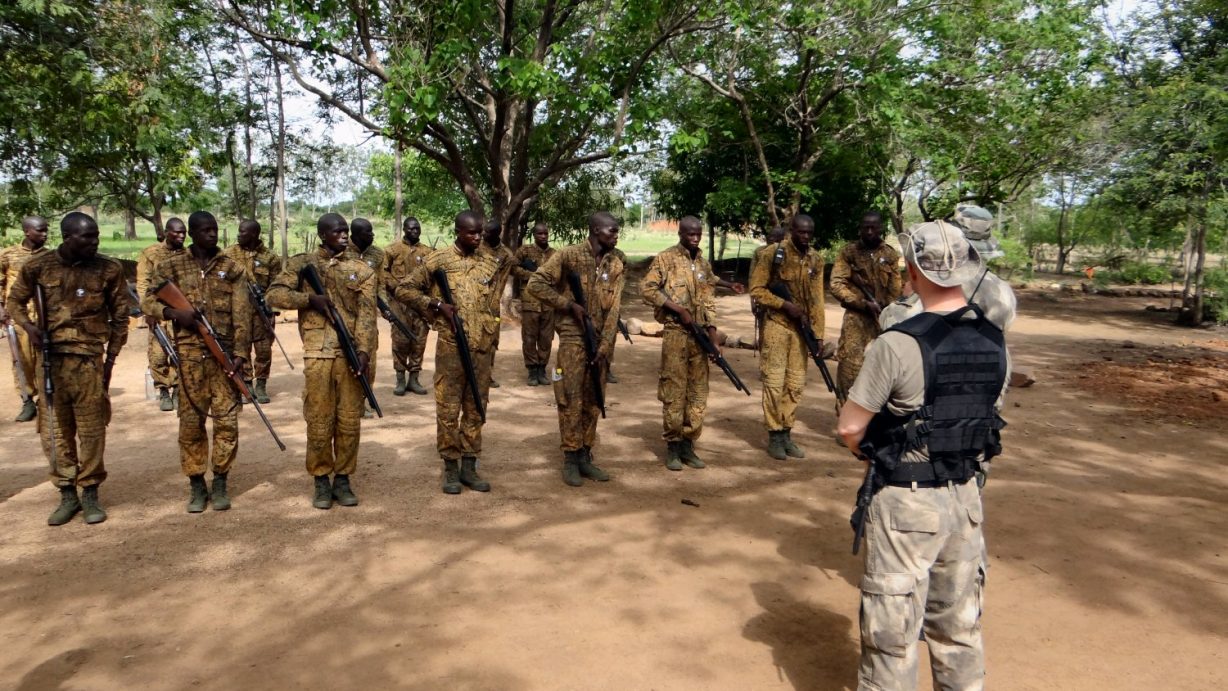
left=0, top=215, right=51, bottom=422
left=747, top=214, right=826, bottom=460
left=837, top=219, right=1008, bottom=691
left=397, top=211, right=499, bottom=494
left=144, top=211, right=251, bottom=513
left=267, top=213, right=376, bottom=509
left=829, top=211, right=902, bottom=405
left=224, top=219, right=282, bottom=404
left=512, top=221, right=556, bottom=386
left=480, top=219, right=515, bottom=389
left=383, top=216, right=432, bottom=396
left=349, top=218, right=385, bottom=417
left=750, top=225, right=786, bottom=350
left=640, top=216, right=744, bottom=471
left=526, top=212, right=625, bottom=487
left=9, top=212, right=129, bottom=525
left=137, top=218, right=187, bottom=411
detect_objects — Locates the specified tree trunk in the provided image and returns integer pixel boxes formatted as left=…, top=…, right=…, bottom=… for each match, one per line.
left=1179, top=219, right=1208, bottom=326
left=394, top=142, right=404, bottom=240
left=707, top=218, right=716, bottom=265
left=124, top=208, right=137, bottom=241
left=237, top=44, right=259, bottom=219
left=226, top=130, right=243, bottom=222
left=1055, top=248, right=1069, bottom=276
left=273, top=59, right=289, bottom=259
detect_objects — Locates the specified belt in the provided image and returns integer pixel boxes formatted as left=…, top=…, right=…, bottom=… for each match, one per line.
left=885, top=477, right=971, bottom=489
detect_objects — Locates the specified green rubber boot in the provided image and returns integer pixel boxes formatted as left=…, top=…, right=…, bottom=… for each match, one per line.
left=526, top=367, right=538, bottom=386
left=187, top=474, right=209, bottom=513
left=47, top=486, right=81, bottom=526
left=562, top=451, right=584, bottom=487
left=606, top=368, right=618, bottom=384
left=665, top=441, right=684, bottom=471
left=783, top=429, right=806, bottom=459
left=211, top=473, right=231, bottom=511
left=442, top=459, right=462, bottom=494
left=254, top=379, right=270, bottom=404
left=537, top=366, right=551, bottom=386
left=332, top=474, right=359, bottom=506
left=394, top=371, right=408, bottom=396
left=159, top=387, right=175, bottom=412
left=15, top=397, right=37, bottom=422
left=679, top=439, right=706, bottom=469
left=578, top=447, right=610, bottom=482
left=408, top=372, right=428, bottom=395
left=312, top=476, right=333, bottom=509
left=81, top=485, right=106, bottom=524
left=767, top=431, right=788, bottom=460
left=460, top=456, right=491, bottom=492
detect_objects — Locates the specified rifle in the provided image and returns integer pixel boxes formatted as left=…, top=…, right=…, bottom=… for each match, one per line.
left=33, top=285, right=56, bottom=470
left=247, top=282, right=295, bottom=370
left=299, top=264, right=382, bottom=417
left=127, top=282, right=179, bottom=369
left=565, top=271, right=606, bottom=418
left=617, top=318, right=633, bottom=345
left=848, top=272, right=882, bottom=314
left=4, top=323, right=32, bottom=404
left=850, top=458, right=877, bottom=555
left=431, top=268, right=485, bottom=422
left=518, top=258, right=538, bottom=272
left=683, top=321, right=749, bottom=395
left=154, top=280, right=287, bottom=449
left=767, top=281, right=841, bottom=402
left=377, top=296, right=417, bottom=343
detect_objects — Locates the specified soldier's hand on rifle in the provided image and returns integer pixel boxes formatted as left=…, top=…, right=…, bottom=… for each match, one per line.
left=163, top=306, right=198, bottom=331
left=781, top=301, right=804, bottom=321
left=20, top=322, right=42, bottom=347
left=103, top=356, right=116, bottom=390
left=866, top=300, right=882, bottom=318
left=143, top=314, right=161, bottom=329
left=568, top=301, right=588, bottom=324
left=228, top=356, right=248, bottom=379
left=706, top=325, right=722, bottom=361
left=307, top=294, right=333, bottom=314
left=434, top=300, right=457, bottom=325
left=666, top=301, right=693, bottom=325
left=356, top=351, right=371, bottom=379
left=0, top=304, right=9, bottom=324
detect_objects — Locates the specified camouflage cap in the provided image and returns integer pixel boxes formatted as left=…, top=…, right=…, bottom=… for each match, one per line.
left=952, top=204, right=1003, bottom=259
left=901, top=220, right=984, bottom=288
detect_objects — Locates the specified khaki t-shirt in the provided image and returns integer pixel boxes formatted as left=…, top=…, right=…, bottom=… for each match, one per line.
left=849, top=309, right=1010, bottom=463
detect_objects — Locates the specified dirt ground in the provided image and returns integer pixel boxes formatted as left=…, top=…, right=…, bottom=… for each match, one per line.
left=1, top=285, right=1226, bottom=690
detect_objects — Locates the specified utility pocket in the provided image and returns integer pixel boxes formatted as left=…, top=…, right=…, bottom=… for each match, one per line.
left=859, top=572, right=919, bottom=658
left=552, top=367, right=568, bottom=407
left=891, top=510, right=940, bottom=534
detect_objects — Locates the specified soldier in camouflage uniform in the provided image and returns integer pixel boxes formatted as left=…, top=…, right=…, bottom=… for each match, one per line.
left=397, top=211, right=498, bottom=494
left=137, top=218, right=187, bottom=411
left=640, top=216, right=744, bottom=471
left=526, top=212, right=625, bottom=486
left=145, top=211, right=252, bottom=513
left=480, top=219, right=515, bottom=389
left=224, top=219, right=282, bottom=404
left=267, top=213, right=376, bottom=510
left=837, top=219, right=1008, bottom=691
left=383, top=217, right=432, bottom=396
left=829, top=211, right=902, bottom=403
left=748, top=214, right=826, bottom=460
left=749, top=226, right=785, bottom=350
left=0, top=215, right=51, bottom=422
left=349, top=218, right=385, bottom=416
left=512, top=222, right=556, bottom=386
left=9, top=212, right=129, bottom=525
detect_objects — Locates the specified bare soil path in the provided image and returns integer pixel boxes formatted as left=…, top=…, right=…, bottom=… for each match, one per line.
left=0, top=287, right=1225, bottom=690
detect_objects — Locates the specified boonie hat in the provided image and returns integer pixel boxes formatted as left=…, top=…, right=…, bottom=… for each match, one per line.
left=901, top=220, right=984, bottom=288
left=952, top=204, right=1003, bottom=259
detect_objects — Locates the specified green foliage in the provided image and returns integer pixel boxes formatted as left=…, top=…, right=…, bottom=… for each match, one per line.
left=988, top=236, right=1032, bottom=279
left=353, top=151, right=466, bottom=226
left=1113, top=262, right=1172, bottom=285
left=1204, top=269, right=1228, bottom=324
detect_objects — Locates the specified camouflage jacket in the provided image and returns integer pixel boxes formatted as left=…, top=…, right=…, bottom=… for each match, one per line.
left=8, top=248, right=129, bottom=359
left=136, top=241, right=187, bottom=317
left=512, top=244, right=556, bottom=310
left=396, top=243, right=502, bottom=353
left=142, top=247, right=252, bottom=356
left=748, top=240, right=826, bottom=334
left=223, top=242, right=282, bottom=291
left=267, top=247, right=377, bottom=359
left=348, top=244, right=387, bottom=303
left=525, top=242, right=625, bottom=357
left=0, top=244, right=51, bottom=316
left=481, top=242, right=515, bottom=317
left=640, top=243, right=719, bottom=327
left=829, top=241, right=902, bottom=314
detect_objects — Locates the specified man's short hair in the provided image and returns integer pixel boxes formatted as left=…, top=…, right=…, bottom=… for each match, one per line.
left=60, top=211, right=96, bottom=236
left=188, top=210, right=216, bottom=232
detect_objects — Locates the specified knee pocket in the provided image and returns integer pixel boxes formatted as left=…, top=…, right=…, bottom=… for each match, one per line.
left=860, top=572, right=920, bottom=658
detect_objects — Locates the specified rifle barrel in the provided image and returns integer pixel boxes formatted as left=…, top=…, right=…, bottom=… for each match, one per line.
left=432, top=269, right=485, bottom=422
left=566, top=272, right=606, bottom=417
left=299, top=265, right=382, bottom=417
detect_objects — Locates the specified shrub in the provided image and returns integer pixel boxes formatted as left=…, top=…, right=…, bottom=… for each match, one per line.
left=1116, top=261, right=1171, bottom=285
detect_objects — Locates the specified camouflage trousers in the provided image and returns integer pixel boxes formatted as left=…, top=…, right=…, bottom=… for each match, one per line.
left=7, top=323, right=35, bottom=398
left=553, top=340, right=603, bottom=452
left=520, top=308, right=555, bottom=368
left=658, top=325, right=709, bottom=442
left=177, top=350, right=239, bottom=476
left=37, top=354, right=107, bottom=488
left=858, top=480, right=986, bottom=691
left=759, top=319, right=807, bottom=432
left=391, top=309, right=429, bottom=374
left=433, top=336, right=491, bottom=460
left=837, top=310, right=881, bottom=399
left=147, top=320, right=178, bottom=389
left=303, top=356, right=364, bottom=476
left=237, top=331, right=273, bottom=381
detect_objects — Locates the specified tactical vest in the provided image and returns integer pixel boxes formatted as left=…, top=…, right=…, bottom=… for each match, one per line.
left=861, top=304, right=1007, bottom=486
